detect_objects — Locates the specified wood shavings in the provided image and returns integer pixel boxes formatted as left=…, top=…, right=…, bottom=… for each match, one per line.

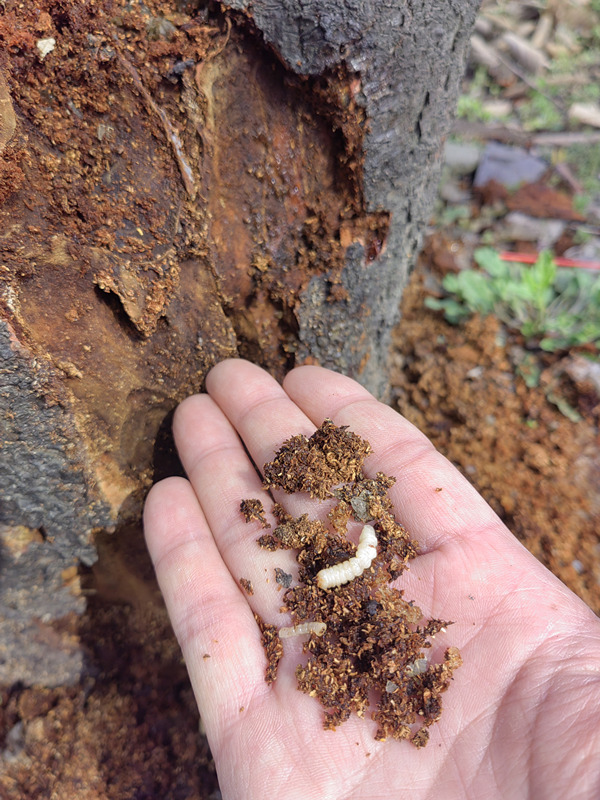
left=241, top=419, right=462, bottom=747
left=240, top=498, right=270, bottom=528
left=254, top=613, right=282, bottom=684
left=262, top=418, right=372, bottom=499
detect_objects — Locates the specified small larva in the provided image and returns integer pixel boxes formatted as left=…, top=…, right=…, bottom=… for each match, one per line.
left=278, top=621, right=327, bottom=638
left=316, top=524, right=378, bottom=590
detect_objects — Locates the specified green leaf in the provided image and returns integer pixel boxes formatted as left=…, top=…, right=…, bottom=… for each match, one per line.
left=456, top=271, right=496, bottom=312
left=531, top=250, right=557, bottom=291
left=425, top=247, right=600, bottom=352
left=539, top=337, right=561, bottom=352
left=474, top=247, right=509, bottom=279
left=442, top=274, right=460, bottom=293
left=546, top=390, right=582, bottom=423
left=515, top=353, right=541, bottom=388
left=442, top=300, right=472, bottom=324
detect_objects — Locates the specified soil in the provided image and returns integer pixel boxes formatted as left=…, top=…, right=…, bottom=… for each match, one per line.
left=0, top=521, right=220, bottom=799
left=391, top=254, right=600, bottom=616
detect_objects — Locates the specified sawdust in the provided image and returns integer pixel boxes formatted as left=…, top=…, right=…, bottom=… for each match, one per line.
left=248, top=420, right=462, bottom=747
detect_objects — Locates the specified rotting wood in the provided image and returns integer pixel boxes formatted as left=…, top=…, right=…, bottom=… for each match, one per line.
left=0, top=0, right=479, bottom=686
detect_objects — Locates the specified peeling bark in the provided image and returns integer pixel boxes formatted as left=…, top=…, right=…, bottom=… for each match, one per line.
left=0, top=0, right=479, bottom=685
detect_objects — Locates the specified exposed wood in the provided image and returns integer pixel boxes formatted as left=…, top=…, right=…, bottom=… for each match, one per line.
left=0, top=0, right=479, bottom=685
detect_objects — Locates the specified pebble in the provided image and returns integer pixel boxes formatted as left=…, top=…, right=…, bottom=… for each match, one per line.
left=474, top=142, right=547, bottom=188
left=501, top=212, right=566, bottom=249
left=444, top=141, right=482, bottom=175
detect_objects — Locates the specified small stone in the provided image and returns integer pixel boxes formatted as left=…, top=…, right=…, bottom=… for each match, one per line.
left=350, top=494, right=370, bottom=521
left=405, top=658, right=428, bottom=677
left=564, top=356, right=600, bottom=397
left=466, top=366, right=484, bottom=380
left=36, top=38, right=56, bottom=60
left=501, top=212, right=566, bottom=250
left=275, top=568, right=292, bottom=588
left=474, top=142, right=547, bottom=189
left=569, top=103, right=600, bottom=129
left=481, top=99, right=512, bottom=119
left=146, top=17, right=177, bottom=41
left=444, top=141, right=482, bottom=175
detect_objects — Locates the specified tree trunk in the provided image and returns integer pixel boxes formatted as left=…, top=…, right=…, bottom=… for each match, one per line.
left=0, top=0, right=479, bottom=685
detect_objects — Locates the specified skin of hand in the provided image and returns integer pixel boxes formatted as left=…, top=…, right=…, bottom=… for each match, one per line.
left=143, top=359, right=600, bottom=800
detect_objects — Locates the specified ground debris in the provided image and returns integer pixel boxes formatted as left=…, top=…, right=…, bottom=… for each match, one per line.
left=242, top=420, right=461, bottom=747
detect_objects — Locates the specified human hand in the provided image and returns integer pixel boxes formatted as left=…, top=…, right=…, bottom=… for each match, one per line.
left=143, top=359, right=600, bottom=800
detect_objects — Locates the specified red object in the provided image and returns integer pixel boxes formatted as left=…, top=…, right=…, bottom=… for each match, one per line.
left=499, top=251, right=600, bottom=272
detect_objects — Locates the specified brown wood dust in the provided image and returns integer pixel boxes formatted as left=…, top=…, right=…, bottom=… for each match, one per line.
left=243, top=419, right=462, bottom=747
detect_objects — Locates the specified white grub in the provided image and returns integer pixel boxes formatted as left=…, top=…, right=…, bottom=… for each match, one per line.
left=316, top=524, right=378, bottom=590
left=278, top=621, right=327, bottom=639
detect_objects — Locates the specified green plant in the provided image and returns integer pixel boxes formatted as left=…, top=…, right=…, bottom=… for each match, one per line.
left=456, top=94, right=493, bottom=123
left=565, top=142, right=600, bottom=197
left=425, top=248, right=600, bottom=352
left=518, top=91, right=564, bottom=132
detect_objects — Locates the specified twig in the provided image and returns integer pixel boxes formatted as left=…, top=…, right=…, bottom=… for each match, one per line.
left=116, top=50, right=196, bottom=198
left=0, top=68, right=16, bottom=153
left=532, top=131, right=600, bottom=146
left=494, top=50, right=565, bottom=115
left=451, top=121, right=532, bottom=146
left=553, top=161, right=582, bottom=194
left=451, top=120, right=600, bottom=148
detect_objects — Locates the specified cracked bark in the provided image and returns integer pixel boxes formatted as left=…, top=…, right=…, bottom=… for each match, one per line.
left=0, top=0, right=479, bottom=685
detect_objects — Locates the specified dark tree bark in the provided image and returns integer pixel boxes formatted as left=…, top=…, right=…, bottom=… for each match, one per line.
left=0, top=0, right=479, bottom=685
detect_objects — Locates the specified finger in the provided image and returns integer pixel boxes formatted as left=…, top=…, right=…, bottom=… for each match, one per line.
left=282, top=365, right=518, bottom=554
left=204, top=359, right=337, bottom=525
left=172, top=392, right=300, bottom=622
left=208, top=360, right=509, bottom=553
left=143, top=476, right=270, bottom=748
left=204, top=358, right=314, bottom=471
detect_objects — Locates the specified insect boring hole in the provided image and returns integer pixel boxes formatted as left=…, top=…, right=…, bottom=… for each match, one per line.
left=242, top=418, right=462, bottom=748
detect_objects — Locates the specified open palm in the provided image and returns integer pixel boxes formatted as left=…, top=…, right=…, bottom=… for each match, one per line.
left=144, top=360, right=600, bottom=800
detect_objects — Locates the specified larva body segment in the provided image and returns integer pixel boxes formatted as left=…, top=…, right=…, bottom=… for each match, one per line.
left=316, top=525, right=378, bottom=590
left=278, top=621, right=327, bottom=638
